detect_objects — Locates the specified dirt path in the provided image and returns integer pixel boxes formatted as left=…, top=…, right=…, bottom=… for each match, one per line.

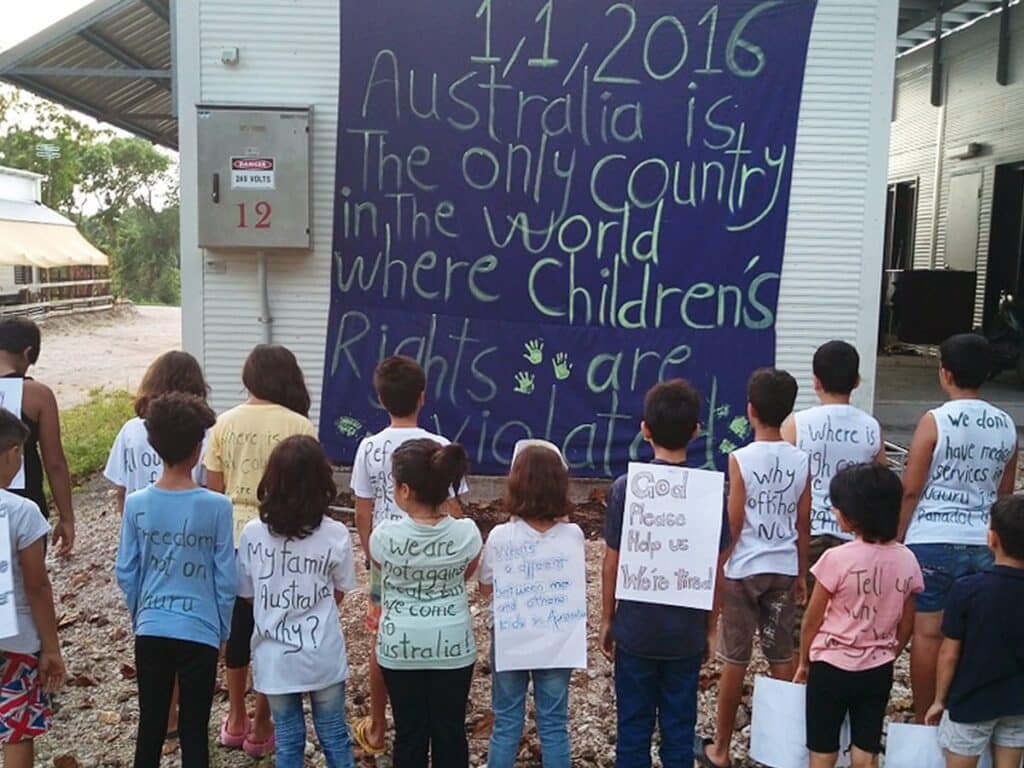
left=32, top=305, right=183, bottom=408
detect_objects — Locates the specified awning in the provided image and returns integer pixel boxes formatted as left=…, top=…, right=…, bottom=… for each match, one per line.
left=0, top=219, right=109, bottom=268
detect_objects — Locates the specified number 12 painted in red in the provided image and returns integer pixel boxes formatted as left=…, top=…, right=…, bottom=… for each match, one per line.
left=237, top=201, right=272, bottom=229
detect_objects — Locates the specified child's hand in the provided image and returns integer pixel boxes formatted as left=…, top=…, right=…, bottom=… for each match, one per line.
left=52, top=519, right=75, bottom=557
left=599, top=620, right=615, bottom=662
left=792, top=664, right=809, bottom=684
left=39, top=650, right=65, bottom=694
left=925, top=701, right=945, bottom=726
left=794, top=578, right=808, bottom=607
left=704, top=627, right=717, bottom=664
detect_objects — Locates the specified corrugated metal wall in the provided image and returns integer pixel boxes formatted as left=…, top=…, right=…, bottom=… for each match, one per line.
left=890, top=8, right=1024, bottom=326
left=179, top=0, right=896, bottom=422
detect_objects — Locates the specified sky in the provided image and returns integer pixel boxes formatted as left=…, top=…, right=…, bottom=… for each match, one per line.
left=0, top=2, right=94, bottom=53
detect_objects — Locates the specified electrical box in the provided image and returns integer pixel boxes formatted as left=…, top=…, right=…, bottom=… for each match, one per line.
left=196, top=105, right=311, bottom=250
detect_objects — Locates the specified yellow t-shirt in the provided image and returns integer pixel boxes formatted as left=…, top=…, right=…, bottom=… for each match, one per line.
left=204, top=403, right=318, bottom=542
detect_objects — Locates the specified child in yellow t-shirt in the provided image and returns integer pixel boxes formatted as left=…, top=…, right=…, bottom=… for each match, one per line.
left=204, top=344, right=317, bottom=757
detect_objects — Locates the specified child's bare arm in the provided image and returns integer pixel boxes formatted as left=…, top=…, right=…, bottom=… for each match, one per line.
left=795, top=582, right=830, bottom=683
left=206, top=470, right=225, bottom=494
left=354, top=497, right=374, bottom=565
left=780, top=414, right=797, bottom=446
left=898, top=413, right=937, bottom=541
left=442, top=496, right=465, bottom=519
left=479, top=582, right=493, bottom=598
left=795, top=478, right=812, bottom=606
left=36, top=384, right=74, bottom=555
left=998, top=449, right=1018, bottom=498
left=925, top=637, right=962, bottom=725
left=465, top=554, right=481, bottom=581
left=114, top=486, right=126, bottom=516
left=600, top=546, right=619, bottom=661
left=20, top=538, right=64, bottom=693
left=723, top=455, right=745, bottom=563
left=895, top=594, right=916, bottom=654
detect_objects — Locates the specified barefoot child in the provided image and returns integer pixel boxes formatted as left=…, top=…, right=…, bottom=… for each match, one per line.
left=796, top=464, right=923, bottom=768
left=702, top=369, right=810, bottom=768
left=370, top=439, right=481, bottom=767
left=350, top=356, right=467, bottom=755
left=237, top=436, right=358, bottom=768
left=204, top=344, right=318, bottom=757
left=0, top=318, right=74, bottom=555
left=115, top=394, right=236, bottom=767
left=900, top=334, right=1018, bottom=721
left=479, top=442, right=583, bottom=768
left=925, top=495, right=1024, bottom=768
left=0, top=409, right=65, bottom=768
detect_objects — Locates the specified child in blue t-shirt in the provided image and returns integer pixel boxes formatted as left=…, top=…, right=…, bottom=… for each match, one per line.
left=116, top=394, right=236, bottom=768
left=601, top=380, right=729, bottom=768
left=926, top=495, right=1024, bottom=767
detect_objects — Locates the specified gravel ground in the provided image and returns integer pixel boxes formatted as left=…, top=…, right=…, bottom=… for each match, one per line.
left=35, top=477, right=923, bottom=768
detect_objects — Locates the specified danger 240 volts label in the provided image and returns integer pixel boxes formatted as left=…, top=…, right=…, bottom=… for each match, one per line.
left=231, top=157, right=275, bottom=190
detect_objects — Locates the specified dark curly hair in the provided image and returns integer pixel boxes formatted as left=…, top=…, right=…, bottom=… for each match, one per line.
left=392, top=439, right=468, bottom=508
left=258, top=436, right=336, bottom=540
left=135, top=351, right=209, bottom=418
left=145, top=394, right=216, bottom=466
left=505, top=446, right=572, bottom=522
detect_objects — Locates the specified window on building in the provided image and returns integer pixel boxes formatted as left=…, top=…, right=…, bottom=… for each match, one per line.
left=13, top=266, right=33, bottom=286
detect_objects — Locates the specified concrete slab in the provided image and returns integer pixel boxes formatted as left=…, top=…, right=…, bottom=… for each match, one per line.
left=874, top=354, right=1024, bottom=448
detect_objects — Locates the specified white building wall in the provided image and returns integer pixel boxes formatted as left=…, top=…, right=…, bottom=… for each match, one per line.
left=890, top=8, right=1024, bottom=326
left=178, top=0, right=897, bottom=421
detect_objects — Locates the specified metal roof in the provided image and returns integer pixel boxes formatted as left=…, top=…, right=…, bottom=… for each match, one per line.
left=0, top=0, right=174, bottom=149
left=898, top=0, right=1013, bottom=55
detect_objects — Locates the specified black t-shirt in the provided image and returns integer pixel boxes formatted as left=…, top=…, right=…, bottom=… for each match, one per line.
left=603, top=460, right=729, bottom=660
left=942, top=565, right=1024, bottom=723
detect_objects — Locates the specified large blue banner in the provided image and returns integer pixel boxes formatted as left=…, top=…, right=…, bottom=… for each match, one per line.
left=322, top=0, right=818, bottom=477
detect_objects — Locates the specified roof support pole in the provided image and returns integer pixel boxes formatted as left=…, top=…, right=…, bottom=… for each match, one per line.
left=997, top=0, right=1012, bottom=86
left=931, top=2, right=945, bottom=106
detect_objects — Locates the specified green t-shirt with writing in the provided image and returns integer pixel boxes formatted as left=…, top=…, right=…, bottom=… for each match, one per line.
left=370, top=516, right=482, bottom=670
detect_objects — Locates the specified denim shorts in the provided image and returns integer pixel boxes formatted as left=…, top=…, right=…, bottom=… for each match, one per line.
left=908, top=543, right=994, bottom=613
left=939, top=711, right=1024, bottom=756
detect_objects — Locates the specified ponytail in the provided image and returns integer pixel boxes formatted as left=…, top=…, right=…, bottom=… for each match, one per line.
left=392, top=439, right=469, bottom=507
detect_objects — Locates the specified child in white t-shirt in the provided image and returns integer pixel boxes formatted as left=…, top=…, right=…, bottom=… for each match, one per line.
left=479, top=441, right=584, bottom=768
left=237, top=435, right=357, bottom=768
left=703, top=369, right=810, bottom=768
left=105, top=351, right=210, bottom=513
left=0, top=409, right=65, bottom=768
left=349, top=355, right=466, bottom=756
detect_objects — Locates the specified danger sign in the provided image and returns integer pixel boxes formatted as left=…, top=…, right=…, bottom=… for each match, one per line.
left=231, top=157, right=275, bottom=189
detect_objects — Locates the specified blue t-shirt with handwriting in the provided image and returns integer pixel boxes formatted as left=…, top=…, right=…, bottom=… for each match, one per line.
left=942, top=565, right=1024, bottom=723
left=116, top=486, right=237, bottom=650
left=604, top=460, right=730, bottom=660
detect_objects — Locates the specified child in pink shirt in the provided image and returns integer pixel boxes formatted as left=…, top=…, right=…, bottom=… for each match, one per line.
left=795, top=463, right=923, bottom=768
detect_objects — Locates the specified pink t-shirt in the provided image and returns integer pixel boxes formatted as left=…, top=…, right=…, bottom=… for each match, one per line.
left=810, top=539, right=924, bottom=672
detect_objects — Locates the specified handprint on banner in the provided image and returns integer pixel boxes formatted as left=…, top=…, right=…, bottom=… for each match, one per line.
left=730, top=416, right=751, bottom=439
left=335, top=416, right=364, bottom=438
left=513, top=372, right=536, bottom=395
left=719, top=439, right=738, bottom=454
left=552, top=353, right=573, bottom=380
left=523, top=339, right=545, bottom=365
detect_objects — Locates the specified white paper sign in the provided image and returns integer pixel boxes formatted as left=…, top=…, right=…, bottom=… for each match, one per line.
left=0, top=504, right=19, bottom=640
left=614, top=463, right=723, bottom=610
left=491, top=533, right=587, bottom=672
left=886, top=723, right=993, bottom=768
left=751, top=677, right=850, bottom=768
left=0, top=379, right=25, bottom=490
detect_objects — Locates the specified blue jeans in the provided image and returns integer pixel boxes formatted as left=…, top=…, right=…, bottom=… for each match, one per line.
left=265, top=682, right=355, bottom=768
left=614, top=648, right=701, bottom=768
left=908, top=543, right=994, bottom=613
left=488, top=667, right=572, bottom=768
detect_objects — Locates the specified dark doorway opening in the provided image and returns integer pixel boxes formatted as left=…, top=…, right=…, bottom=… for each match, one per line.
left=985, top=161, right=1024, bottom=333
left=880, top=180, right=918, bottom=343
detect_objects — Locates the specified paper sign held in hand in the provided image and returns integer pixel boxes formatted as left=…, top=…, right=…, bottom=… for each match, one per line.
left=750, top=676, right=851, bottom=768
left=0, top=505, right=19, bottom=640
left=0, top=380, right=25, bottom=490
left=886, top=723, right=993, bottom=768
left=614, top=463, right=724, bottom=611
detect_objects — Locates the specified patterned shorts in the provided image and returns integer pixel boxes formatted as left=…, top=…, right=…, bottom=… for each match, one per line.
left=365, top=564, right=382, bottom=633
left=0, top=652, right=51, bottom=743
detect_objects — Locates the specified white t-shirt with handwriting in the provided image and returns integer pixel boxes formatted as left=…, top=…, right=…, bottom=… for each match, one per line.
left=351, top=426, right=469, bottom=528
left=726, top=441, right=809, bottom=579
left=236, top=517, right=357, bottom=695
left=104, top=417, right=208, bottom=492
left=0, top=490, right=51, bottom=654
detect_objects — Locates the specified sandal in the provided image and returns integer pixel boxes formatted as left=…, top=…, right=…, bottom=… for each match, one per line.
left=218, top=716, right=249, bottom=749
left=353, top=716, right=387, bottom=756
left=694, top=735, right=731, bottom=768
left=242, top=731, right=276, bottom=758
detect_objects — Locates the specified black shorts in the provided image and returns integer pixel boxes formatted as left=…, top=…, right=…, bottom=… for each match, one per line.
left=806, top=661, right=893, bottom=755
left=224, top=598, right=254, bottom=669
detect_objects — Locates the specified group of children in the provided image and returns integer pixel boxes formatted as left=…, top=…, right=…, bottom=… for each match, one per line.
left=0, top=315, right=1020, bottom=768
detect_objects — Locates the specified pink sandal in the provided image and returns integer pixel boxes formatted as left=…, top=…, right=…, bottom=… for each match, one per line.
left=242, top=731, right=276, bottom=758
left=218, top=715, right=250, bottom=749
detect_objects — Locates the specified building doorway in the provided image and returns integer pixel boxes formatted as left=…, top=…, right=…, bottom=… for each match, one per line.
left=985, top=161, right=1024, bottom=333
left=880, top=180, right=918, bottom=343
